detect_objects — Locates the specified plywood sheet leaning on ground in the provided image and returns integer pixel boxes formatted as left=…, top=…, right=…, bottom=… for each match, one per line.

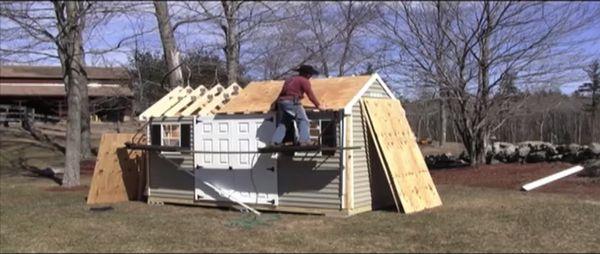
left=362, top=98, right=442, bottom=213
left=87, top=133, right=146, bottom=205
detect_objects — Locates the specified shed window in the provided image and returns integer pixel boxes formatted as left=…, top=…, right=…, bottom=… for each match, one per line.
left=162, top=124, right=181, bottom=146
left=151, top=125, right=161, bottom=146
left=180, top=124, right=191, bottom=148
left=320, top=120, right=337, bottom=155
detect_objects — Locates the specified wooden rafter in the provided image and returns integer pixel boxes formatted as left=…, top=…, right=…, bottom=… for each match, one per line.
left=163, top=85, right=208, bottom=117
left=155, top=86, right=194, bottom=118
left=139, top=86, right=184, bottom=120
left=179, top=84, right=224, bottom=116
left=198, top=83, right=241, bottom=116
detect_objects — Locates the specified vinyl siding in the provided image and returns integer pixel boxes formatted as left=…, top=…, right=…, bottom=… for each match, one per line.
left=277, top=112, right=342, bottom=210
left=352, top=80, right=393, bottom=209
left=147, top=118, right=195, bottom=200
left=277, top=153, right=341, bottom=209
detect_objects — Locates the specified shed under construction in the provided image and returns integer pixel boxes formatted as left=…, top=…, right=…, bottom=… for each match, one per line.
left=130, top=74, right=442, bottom=216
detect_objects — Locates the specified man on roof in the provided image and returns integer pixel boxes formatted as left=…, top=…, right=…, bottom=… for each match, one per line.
left=271, top=64, right=324, bottom=147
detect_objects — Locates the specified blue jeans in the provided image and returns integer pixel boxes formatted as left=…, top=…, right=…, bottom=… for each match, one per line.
left=271, top=100, right=310, bottom=144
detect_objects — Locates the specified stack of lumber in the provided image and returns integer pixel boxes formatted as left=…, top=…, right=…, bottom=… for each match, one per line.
left=361, top=98, right=442, bottom=214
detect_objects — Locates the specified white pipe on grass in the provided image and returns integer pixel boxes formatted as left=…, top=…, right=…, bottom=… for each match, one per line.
left=202, top=181, right=261, bottom=215
left=521, top=165, right=584, bottom=191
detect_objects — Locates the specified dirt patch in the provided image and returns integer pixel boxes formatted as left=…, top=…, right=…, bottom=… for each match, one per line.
left=431, top=162, right=600, bottom=200
left=44, top=185, right=89, bottom=192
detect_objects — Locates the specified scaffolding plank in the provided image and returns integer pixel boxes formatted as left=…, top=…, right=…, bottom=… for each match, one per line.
left=362, top=98, right=442, bottom=214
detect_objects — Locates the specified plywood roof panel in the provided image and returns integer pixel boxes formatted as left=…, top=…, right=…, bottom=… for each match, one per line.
left=217, top=75, right=372, bottom=114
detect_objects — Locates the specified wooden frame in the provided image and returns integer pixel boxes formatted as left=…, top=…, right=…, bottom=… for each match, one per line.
left=198, top=84, right=241, bottom=116
left=139, top=86, right=185, bottom=120
left=163, top=85, right=208, bottom=116
left=139, top=86, right=193, bottom=120
left=179, top=84, right=224, bottom=116
left=344, top=114, right=354, bottom=211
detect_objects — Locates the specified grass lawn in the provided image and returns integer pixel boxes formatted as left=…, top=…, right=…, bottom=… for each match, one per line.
left=1, top=128, right=599, bottom=253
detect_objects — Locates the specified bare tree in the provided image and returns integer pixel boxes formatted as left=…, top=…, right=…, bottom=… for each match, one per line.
left=54, top=1, right=90, bottom=186
left=153, top=0, right=184, bottom=88
left=1, top=1, right=151, bottom=185
left=0, top=1, right=91, bottom=186
left=375, top=1, right=599, bottom=165
left=578, top=60, right=600, bottom=141
left=180, top=1, right=286, bottom=85
left=250, top=2, right=382, bottom=80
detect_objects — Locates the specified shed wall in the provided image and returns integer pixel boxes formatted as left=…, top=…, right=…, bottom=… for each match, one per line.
left=147, top=117, right=195, bottom=201
left=276, top=112, right=342, bottom=210
left=352, top=80, right=394, bottom=210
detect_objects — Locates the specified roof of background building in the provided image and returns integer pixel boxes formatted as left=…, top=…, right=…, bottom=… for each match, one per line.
left=0, top=83, right=133, bottom=97
left=0, top=65, right=132, bottom=97
left=0, top=65, right=129, bottom=81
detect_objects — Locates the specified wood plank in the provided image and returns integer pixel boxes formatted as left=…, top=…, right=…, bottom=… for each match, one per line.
left=345, top=114, right=354, bottom=210
left=218, top=75, right=372, bottom=114
left=87, top=133, right=146, bottom=205
left=163, top=85, right=208, bottom=116
left=362, top=98, right=442, bottom=213
left=179, top=84, right=224, bottom=116
left=139, top=86, right=184, bottom=120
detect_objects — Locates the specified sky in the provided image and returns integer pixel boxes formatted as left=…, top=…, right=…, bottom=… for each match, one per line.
left=1, top=1, right=599, bottom=95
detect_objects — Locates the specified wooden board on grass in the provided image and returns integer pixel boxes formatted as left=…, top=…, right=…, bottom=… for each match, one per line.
left=362, top=98, right=442, bottom=213
left=87, top=133, right=146, bottom=205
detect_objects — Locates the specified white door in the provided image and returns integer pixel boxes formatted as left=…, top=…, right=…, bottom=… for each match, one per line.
left=193, top=114, right=278, bottom=206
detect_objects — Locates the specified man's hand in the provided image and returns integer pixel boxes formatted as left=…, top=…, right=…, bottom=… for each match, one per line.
left=317, top=103, right=326, bottom=111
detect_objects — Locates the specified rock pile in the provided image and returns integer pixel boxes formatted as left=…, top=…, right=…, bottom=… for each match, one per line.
left=425, top=142, right=600, bottom=169
left=579, top=159, right=600, bottom=177
left=487, top=141, right=600, bottom=164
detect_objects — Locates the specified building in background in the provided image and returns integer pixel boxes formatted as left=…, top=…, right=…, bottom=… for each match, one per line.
left=0, top=65, right=133, bottom=122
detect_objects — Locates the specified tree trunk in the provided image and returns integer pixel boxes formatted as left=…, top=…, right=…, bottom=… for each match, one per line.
left=222, top=1, right=240, bottom=85
left=77, top=2, right=91, bottom=159
left=55, top=1, right=89, bottom=187
left=438, top=98, right=447, bottom=147
left=154, top=0, right=184, bottom=89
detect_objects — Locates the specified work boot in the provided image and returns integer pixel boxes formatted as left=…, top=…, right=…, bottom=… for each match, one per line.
left=269, top=142, right=282, bottom=147
left=299, top=141, right=317, bottom=147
